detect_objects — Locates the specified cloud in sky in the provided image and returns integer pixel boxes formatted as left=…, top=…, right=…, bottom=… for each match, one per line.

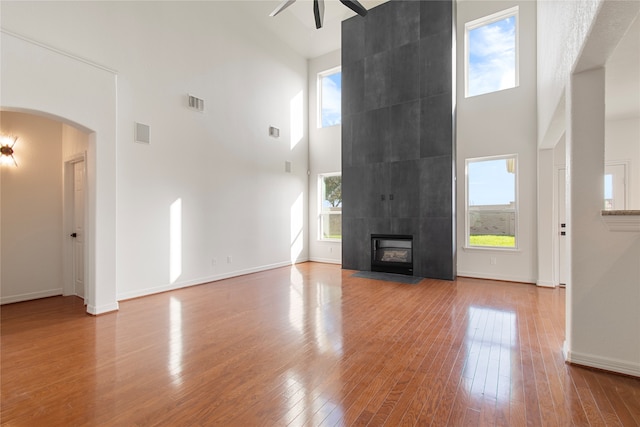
left=468, top=158, right=515, bottom=206
left=321, top=72, right=341, bottom=127
left=468, top=16, right=516, bottom=97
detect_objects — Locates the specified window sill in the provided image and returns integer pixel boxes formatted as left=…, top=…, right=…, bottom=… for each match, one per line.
left=601, top=210, right=640, bottom=232
left=462, top=246, right=521, bottom=253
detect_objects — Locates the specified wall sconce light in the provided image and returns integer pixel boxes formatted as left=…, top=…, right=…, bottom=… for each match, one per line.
left=0, top=136, right=18, bottom=167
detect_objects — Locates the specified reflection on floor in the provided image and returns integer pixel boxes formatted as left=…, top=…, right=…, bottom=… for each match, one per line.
left=1, top=262, right=639, bottom=426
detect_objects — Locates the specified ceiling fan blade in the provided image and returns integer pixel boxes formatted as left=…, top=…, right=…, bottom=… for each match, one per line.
left=269, top=0, right=297, bottom=17
left=339, top=0, right=368, bottom=17
left=313, top=0, right=325, bottom=29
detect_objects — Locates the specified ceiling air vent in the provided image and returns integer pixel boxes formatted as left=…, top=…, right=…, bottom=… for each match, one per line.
left=188, top=94, right=204, bottom=112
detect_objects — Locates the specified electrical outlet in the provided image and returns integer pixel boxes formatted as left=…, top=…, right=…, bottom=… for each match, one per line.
left=227, top=256, right=232, bottom=264
left=490, top=256, right=497, bottom=265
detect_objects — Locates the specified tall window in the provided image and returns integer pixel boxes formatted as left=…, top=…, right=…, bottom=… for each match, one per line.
left=318, top=67, right=341, bottom=128
left=319, top=173, right=342, bottom=241
left=466, top=155, right=518, bottom=248
left=465, top=6, right=518, bottom=97
left=604, top=164, right=627, bottom=210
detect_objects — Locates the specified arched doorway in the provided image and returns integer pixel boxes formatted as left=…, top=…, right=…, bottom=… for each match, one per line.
left=1, top=30, right=118, bottom=314
left=1, top=111, right=91, bottom=305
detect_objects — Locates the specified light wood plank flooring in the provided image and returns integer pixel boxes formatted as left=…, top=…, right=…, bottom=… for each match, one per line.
left=2, top=262, right=639, bottom=426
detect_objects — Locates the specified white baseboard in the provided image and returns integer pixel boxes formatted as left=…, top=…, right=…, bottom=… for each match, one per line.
left=0, top=288, right=62, bottom=305
left=456, top=270, right=535, bottom=284
left=566, top=349, right=640, bottom=377
left=309, top=257, right=341, bottom=265
left=536, top=280, right=556, bottom=288
left=87, top=302, right=119, bottom=315
left=117, top=259, right=303, bottom=301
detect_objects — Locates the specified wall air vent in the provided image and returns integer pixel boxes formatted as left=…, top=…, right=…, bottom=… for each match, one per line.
left=188, top=94, right=205, bottom=112
left=135, top=122, right=150, bottom=144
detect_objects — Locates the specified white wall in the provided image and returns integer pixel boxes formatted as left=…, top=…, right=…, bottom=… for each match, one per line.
left=536, top=148, right=555, bottom=287
left=606, top=117, right=640, bottom=209
left=567, top=68, right=640, bottom=377
left=308, top=50, right=342, bottom=264
left=538, top=0, right=640, bottom=376
left=456, top=0, right=538, bottom=283
left=1, top=30, right=118, bottom=314
left=62, top=123, right=89, bottom=161
left=537, top=0, right=601, bottom=148
left=1, top=112, right=64, bottom=303
left=1, top=2, right=309, bottom=303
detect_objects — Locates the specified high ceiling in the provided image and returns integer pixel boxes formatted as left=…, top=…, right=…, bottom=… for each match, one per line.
left=239, top=0, right=638, bottom=121
left=237, top=0, right=387, bottom=59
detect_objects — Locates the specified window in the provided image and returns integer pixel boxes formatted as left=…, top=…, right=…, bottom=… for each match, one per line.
left=466, top=155, right=518, bottom=248
left=318, top=67, right=341, bottom=128
left=465, top=6, right=518, bottom=97
left=319, top=173, right=342, bottom=240
left=604, top=163, right=626, bottom=210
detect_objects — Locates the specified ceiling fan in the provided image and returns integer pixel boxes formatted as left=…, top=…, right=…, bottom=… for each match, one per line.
left=269, top=0, right=368, bottom=29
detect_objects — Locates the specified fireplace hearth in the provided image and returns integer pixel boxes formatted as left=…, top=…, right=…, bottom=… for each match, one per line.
left=371, top=234, right=413, bottom=275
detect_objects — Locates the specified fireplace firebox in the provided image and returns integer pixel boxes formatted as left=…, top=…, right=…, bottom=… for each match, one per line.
left=371, top=234, right=413, bottom=275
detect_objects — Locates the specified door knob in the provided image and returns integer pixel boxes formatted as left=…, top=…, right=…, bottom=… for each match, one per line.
left=70, top=232, right=77, bottom=238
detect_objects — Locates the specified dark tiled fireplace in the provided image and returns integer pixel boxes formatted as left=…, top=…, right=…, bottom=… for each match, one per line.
left=371, top=234, right=413, bottom=275
left=341, top=0, right=456, bottom=280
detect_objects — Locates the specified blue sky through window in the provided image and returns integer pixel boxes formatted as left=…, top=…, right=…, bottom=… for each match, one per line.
left=604, top=174, right=613, bottom=199
left=468, top=14, right=516, bottom=97
left=468, top=158, right=515, bottom=206
left=321, top=71, right=341, bottom=127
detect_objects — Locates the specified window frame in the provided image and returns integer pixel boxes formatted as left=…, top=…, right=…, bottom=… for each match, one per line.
left=465, top=154, right=519, bottom=250
left=604, top=162, right=628, bottom=210
left=464, top=6, right=520, bottom=98
left=317, top=66, right=342, bottom=129
left=318, top=172, right=342, bottom=242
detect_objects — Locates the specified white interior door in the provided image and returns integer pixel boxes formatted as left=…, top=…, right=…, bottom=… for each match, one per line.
left=558, top=168, right=567, bottom=286
left=73, top=161, right=85, bottom=300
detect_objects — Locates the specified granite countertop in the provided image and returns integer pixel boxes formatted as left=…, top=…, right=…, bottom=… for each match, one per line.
left=601, top=210, right=640, bottom=215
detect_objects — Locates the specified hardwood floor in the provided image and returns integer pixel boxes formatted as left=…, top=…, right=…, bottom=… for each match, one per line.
left=2, top=262, right=639, bottom=426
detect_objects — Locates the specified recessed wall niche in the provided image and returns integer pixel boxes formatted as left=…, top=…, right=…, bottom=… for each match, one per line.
left=341, top=0, right=456, bottom=280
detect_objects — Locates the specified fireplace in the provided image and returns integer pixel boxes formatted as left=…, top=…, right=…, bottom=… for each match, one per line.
left=371, top=234, right=413, bottom=275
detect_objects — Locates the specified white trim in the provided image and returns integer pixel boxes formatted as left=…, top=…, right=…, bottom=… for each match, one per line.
left=456, top=270, right=535, bottom=284
left=465, top=154, right=519, bottom=250
left=87, top=302, right=119, bottom=315
left=62, top=153, right=87, bottom=299
left=536, top=280, right=556, bottom=288
left=464, top=6, right=519, bottom=98
left=0, top=29, right=117, bottom=74
left=309, top=257, right=341, bottom=265
left=2, top=31, right=119, bottom=315
left=317, top=66, right=341, bottom=129
left=318, top=172, right=342, bottom=242
left=1, top=289, right=63, bottom=305
left=117, top=259, right=306, bottom=301
left=605, top=160, right=630, bottom=210
left=553, top=165, right=566, bottom=288
left=462, top=246, right=521, bottom=253
left=318, top=234, right=341, bottom=243
left=566, top=350, right=640, bottom=378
